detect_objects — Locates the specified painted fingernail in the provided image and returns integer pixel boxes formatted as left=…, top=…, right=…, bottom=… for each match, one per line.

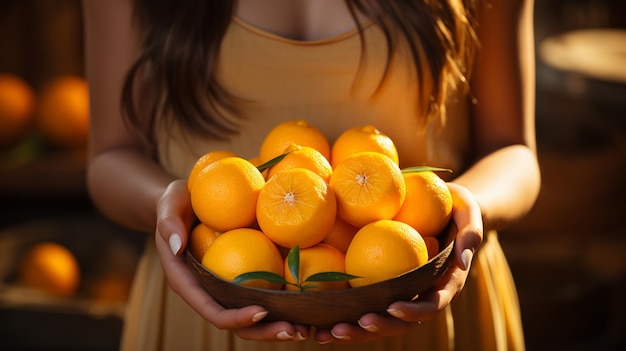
left=331, top=331, right=351, bottom=340
left=276, top=331, right=293, bottom=340
left=293, top=331, right=307, bottom=341
left=358, top=320, right=379, bottom=332
left=461, top=248, right=473, bottom=270
left=386, top=308, right=405, bottom=318
left=169, top=234, right=182, bottom=255
left=251, top=311, right=268, bottom=322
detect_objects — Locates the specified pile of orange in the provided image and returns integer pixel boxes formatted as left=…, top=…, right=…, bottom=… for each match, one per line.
left=0, top=73, right=89, bottom=150
left=187, top=120, right=453, bottom=291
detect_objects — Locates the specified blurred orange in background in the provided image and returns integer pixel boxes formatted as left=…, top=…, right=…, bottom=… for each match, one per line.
left=0, top=73, right=35, bottom=148
left=36, top=75, right=89, bottom=149
left=17, top=241, right=81, bottom=298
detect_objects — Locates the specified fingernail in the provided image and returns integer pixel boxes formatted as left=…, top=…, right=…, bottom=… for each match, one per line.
left=358, top=320, right=379, bottom=332
left=461, top=248, right=473, bottom=270
left=276, top=331, right=293, bottom=340
left=251, top=311, right=268, bottom=322
left=386, top=308, right=405, bottom=318
left=169, top=234, right=182, bottom=255
left=331, top=331, right=351, bottom=340
left=293, top=331, right=307, bottom=341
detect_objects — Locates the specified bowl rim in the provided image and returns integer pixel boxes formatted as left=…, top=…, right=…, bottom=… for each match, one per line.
left=187, top=225, right=455, bottom=294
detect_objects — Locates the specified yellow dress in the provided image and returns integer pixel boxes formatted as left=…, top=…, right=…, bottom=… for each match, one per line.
left=120, top=17, right=525, bottom=351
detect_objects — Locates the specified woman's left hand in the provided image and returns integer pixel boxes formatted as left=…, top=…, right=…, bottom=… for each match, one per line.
left=314, top=182, right=483, bottom=344
left=154, top=179, right=311, bottom=341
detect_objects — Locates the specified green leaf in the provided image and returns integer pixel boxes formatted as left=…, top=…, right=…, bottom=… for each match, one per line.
left=305, top=272, right=362, bottom=283
left=256, top=152, right=289, bottom=172
left=401, top=166, right=453, bottom=174
left=301, top=283, right=321, bottom=291
left=287, top=246, right=301, bottom=285
left=232, top=271, right=288, bottom=285
left=230, top=246, right=360, bottom=292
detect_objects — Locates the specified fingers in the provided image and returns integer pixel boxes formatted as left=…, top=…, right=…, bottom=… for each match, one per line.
left=234, top=322, right=310, bottom=342
left=154, top=179, right=314, bottom=342
left=155, top=218, right=310, bottom=342
left=447, top=183, right=483, bottom=270
left=314, top=314, right=418, bottom=344
left=154, top=230, right=251, bottom=325
left=156, top=179, right=195, bottom=255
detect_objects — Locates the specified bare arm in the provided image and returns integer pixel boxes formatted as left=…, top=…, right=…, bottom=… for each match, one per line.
left=454, top=0, right=540, bottom=232
left=323, top=0, right=541, bottom=343
left=82, top=0, right=308, bottom=341
left=83, top=0, right=174, bottom=233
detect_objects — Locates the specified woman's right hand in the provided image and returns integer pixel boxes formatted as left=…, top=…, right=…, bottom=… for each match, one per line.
left=154, top=179, right=309, bottom=342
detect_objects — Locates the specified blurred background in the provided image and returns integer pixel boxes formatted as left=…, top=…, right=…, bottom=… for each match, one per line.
left=0, top=0, right=624, bottom=350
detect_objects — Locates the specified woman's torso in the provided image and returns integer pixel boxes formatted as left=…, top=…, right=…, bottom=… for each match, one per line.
left=156, top=0, right=472, bottom=179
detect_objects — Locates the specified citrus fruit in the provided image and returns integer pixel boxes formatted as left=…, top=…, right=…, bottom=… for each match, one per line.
left=248, top=156, right=263, bottom=168
left=18, top=242, right=81, bottom=297
left=187, top=150, right=238, bottom=192
left=190, top=156, right=265, bottom=232
left=188, top=222, right=220, bottom=261
left=329, top=151, right=406, bottom=227
left=330, top=125, right=399, bottom=168
left=284, top=244, right=349, bottom=291
left=393, top=170, right=453, bottom=237
left=248, top=156, right=270, bottom=179
left=202, top=228, right=284, bottom=289
left=423, top=236, right=440, bottom=260
left=259, top=120, right=331, bottom=163
left=89, top=272, right=132, bottom=302
left=256, top=168, right=337, bottom=249
left=267, top=144, right=332, bottom=183
left=345, top=219, right=428, bottom=288
left=36, top=75, right=90, bottom=148
left=0, top=74, right=35, bottom=147
left=321, top=216, right=359, bottom=254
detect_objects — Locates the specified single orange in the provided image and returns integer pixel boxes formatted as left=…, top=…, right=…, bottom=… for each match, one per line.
left=202, top=228, right=284, bottom=290
left=330, top=125, right=399, bottom=169
left=345, top=220, right=428, bottom=288
left=321, top=216, right=359, bottom=254
left=190, top=157, right=265, bottom=232
left=259, top=120, right=331, bottom=163
left=393, top=170, right=453, bottom=237
left=284, top=244, right=349, bottom=291
left=36, top=75, right=90, bottom=148
left=256, top=168, right=337, bottom=249
left=266, top=144, right=333, bottom=183
left=329, top=151, right=406, bottom=227
left=188, top=222, right=220, bottom=262
left=248, top=156, right=269, bottom=179
left=187, top=150, right=238, bottom=192
left=0, top=74, right=35, bottom=147
left=18, top=242, right=81, bottom=297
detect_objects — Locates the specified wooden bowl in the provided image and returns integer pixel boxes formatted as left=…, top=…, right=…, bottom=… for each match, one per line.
left=185, top=221, right=457, bottom=328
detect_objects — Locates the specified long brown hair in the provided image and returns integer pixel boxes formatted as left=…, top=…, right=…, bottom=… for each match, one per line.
left=122, top=0, right=478, bottom=150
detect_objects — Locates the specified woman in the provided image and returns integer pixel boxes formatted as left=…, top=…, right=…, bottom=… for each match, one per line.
left=82, top=0, right=540, bottom=349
